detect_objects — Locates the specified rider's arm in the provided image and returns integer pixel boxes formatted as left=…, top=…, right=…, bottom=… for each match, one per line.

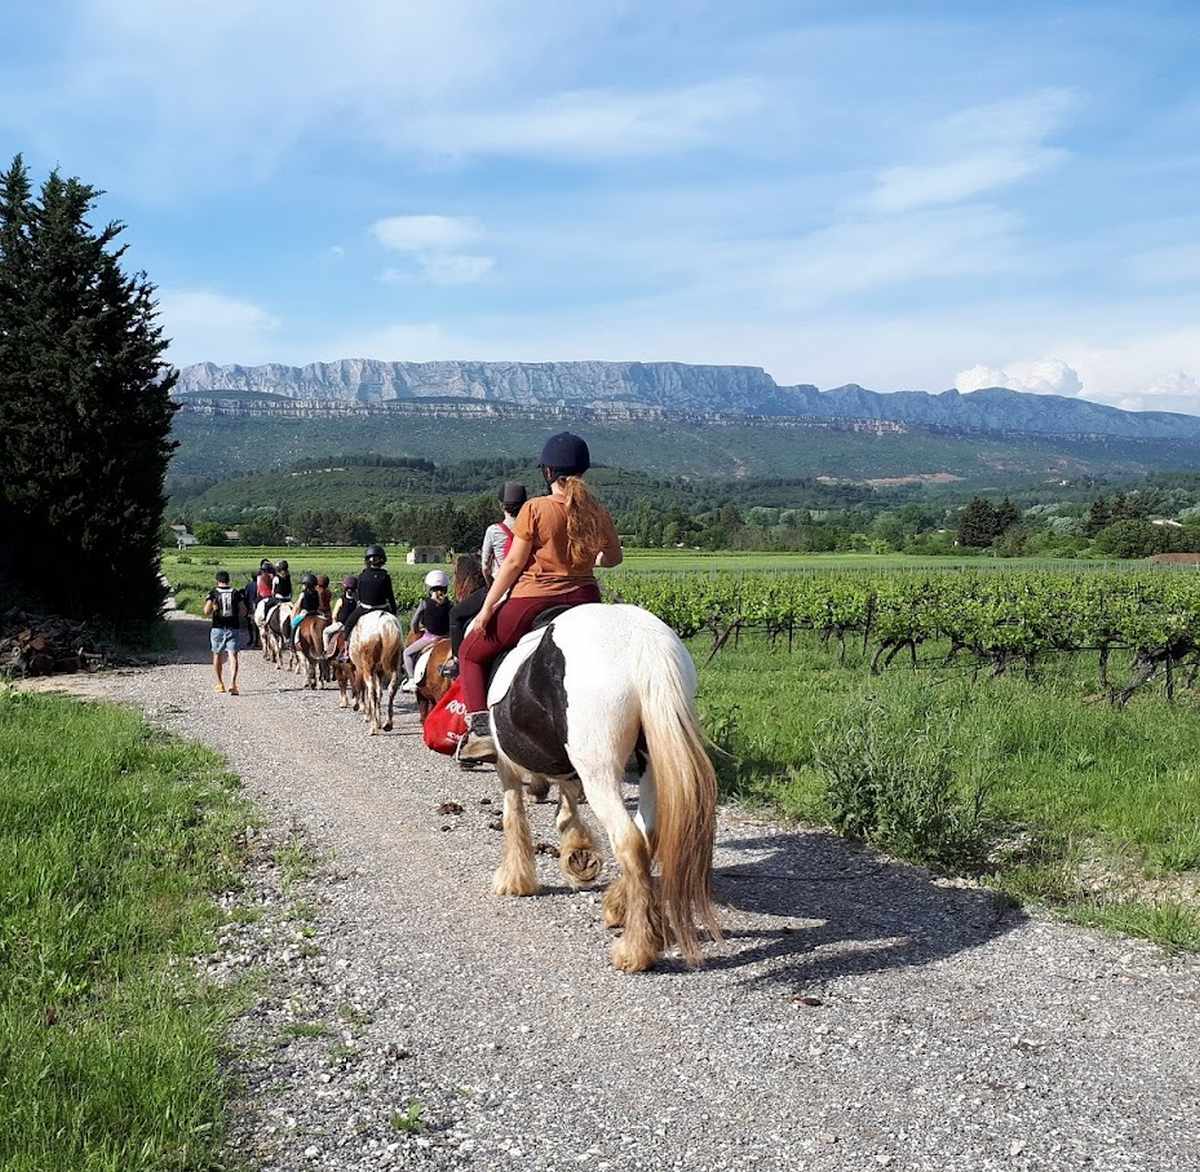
left=480, top=530, right=495, bottom=582
left=385, top=576, right=397, bottom=614
left=595, top=514, right=624, bottom=568
left=410, top=600, right=425, bottom=633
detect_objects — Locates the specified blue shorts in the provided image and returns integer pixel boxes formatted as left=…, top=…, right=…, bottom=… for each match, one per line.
left=210, top=628, right=240, bottom=655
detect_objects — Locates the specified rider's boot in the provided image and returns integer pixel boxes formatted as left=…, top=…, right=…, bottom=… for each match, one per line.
left=438, top=656, right=459, bottom=679
left=457, top=711, right=497, bottom=765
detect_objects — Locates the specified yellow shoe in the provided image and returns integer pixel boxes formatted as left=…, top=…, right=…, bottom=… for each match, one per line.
left=214, top=682, right=226, bottom=694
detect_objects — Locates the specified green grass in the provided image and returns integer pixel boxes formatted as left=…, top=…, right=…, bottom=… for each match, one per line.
left=696, top=632, right=1200, bottom=948
left=0, top=689, right=251, bottom=1171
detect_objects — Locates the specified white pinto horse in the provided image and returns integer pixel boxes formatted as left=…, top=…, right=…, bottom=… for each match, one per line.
left=486, top=603, right=720, bottom=973
left=256, top=599, right=296, bottom=670
left=349, top=610, right=403, bottom=735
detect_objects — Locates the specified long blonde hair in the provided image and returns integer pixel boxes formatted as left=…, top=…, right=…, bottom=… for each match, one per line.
left=558, top=475, right=610, bottom=564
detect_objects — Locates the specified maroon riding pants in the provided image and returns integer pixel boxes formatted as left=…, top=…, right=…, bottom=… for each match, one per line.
left=459, top=583, right=600, bottom=712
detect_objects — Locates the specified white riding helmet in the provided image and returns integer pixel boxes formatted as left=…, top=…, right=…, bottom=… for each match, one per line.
left=424, top=569, right=449, bottom=590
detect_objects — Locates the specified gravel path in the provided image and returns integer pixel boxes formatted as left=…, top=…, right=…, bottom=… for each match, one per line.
left=56, top=614, right=1200, bottom=1171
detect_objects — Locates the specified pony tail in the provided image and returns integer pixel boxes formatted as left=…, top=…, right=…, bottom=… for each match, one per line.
left=560, top=476, right=609, bottom=564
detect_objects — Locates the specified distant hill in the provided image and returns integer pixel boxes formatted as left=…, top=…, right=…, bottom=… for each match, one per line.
left=175, top=358, right=1200, bottom=440
left=167, top=357, right=1200, bottom=487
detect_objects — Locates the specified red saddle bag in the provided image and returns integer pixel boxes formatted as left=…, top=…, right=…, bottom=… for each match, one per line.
left=423, top=679, right=470, bottom=755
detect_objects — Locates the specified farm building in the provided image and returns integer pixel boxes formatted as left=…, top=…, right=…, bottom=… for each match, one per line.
left=170, top=524, right=198, bottom=550
left=1150, top=552, right=1200, bottom=566
left=407, top=545, right=448, bottom=564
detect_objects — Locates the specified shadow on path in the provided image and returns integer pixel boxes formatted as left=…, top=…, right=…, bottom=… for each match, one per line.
left=704, top=829, right=1020, bottom=990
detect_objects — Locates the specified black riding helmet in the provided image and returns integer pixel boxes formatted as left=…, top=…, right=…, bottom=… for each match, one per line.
left=301, top=572, right=317, bottom=588
left=259, top=558, right=273, bottom=571
left=538, top=432, right=590, bottom=479
left=364, top=544, right=386, bottom=566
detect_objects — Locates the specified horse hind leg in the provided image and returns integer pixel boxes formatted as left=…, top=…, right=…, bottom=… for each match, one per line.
left=556, top=778, right=602, bottom=889
left=579, top=764, right=663, bottom=972
left=493, top=758, right=538, bottom=896
left=383, top=669, right=399, bottom=731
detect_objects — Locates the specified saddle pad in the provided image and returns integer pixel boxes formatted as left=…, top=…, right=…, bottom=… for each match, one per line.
left=413, top=644, right=434, bottom=684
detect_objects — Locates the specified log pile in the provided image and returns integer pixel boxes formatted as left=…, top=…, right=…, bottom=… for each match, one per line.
left=0, top=610, right=109, bottom=678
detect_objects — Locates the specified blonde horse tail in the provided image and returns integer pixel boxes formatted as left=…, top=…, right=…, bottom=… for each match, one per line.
left=632, top=625, right=721, bottom=965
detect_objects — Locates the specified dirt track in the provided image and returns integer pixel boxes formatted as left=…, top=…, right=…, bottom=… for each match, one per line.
left=44, top=613, right=1200, bottom=1171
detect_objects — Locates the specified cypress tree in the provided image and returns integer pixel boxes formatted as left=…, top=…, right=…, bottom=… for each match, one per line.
left=957, top=497, right=998, bottom=547
left=0, top=157, right=178, bottom=621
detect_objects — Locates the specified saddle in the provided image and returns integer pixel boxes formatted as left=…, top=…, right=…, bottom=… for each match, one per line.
left=486, top=605, right=574, bottom=688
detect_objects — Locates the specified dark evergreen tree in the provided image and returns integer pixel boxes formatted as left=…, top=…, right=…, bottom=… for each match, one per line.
left=0, top=156, right=178, bottom=620
left=1084, top=496, right=1112, bottom=536
left=957, top=497, right=998, bottom=547
left=994, top=497, right=1020, bottom=534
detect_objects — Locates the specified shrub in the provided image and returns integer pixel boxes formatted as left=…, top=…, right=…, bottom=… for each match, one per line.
left=814, top=695, right=993, bottom=871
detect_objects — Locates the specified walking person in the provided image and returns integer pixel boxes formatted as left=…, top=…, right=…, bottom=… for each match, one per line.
left=204, top=570, right=247, bottom=695
left=242, top=569, right=260, bottom=648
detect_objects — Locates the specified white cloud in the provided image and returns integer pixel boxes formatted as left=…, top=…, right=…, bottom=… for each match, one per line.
left=372, top=216, right=494, bottom=285
left=158, top=290, right=281, bottom=365
left=868, top=89, right=1073, bottom=213
left=371, top=215, right=482, bottom=253
left=419, top=254, right=495, bottom=285
left=955, top=358, right=1082, bottom=397
left=406, top=78, right=766, bottom=161
left=327, top=245, right=345, bottom=259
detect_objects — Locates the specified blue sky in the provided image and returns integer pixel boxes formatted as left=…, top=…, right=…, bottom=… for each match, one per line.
left=4, top=1, right=1200, bottom=411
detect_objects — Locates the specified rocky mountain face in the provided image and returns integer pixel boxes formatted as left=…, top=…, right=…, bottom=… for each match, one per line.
left=175, top=359, right=1200, bottom=441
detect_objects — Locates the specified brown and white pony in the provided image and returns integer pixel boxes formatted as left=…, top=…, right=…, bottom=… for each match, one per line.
left=412, top=637, right=454, bottom=719
left=295, top=614, right=331, bottom=690
left=332, top=656, right=364, bottom=712
left=484, top=603, right=720, bottom=973
left=257, top=600, right=296, bottom=671
left=349, top=610, right=403, bottom=735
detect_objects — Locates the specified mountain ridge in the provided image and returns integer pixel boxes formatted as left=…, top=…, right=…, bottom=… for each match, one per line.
left=175, top=359, right=1200, bottom=441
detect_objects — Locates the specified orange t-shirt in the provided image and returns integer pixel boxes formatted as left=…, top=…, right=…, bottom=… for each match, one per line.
left=509, top=495, right=620, bottom=599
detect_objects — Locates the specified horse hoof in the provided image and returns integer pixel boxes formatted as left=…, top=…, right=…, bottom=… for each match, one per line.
left=493, top=867, right=538, bottom=897
left=610, top=936, right=657, bottom=973
left=562, top=848, right=602, bottom=887
left=383, top=722, right=393, bottom=732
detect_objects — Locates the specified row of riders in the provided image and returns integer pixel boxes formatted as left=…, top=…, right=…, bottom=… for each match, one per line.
left=203, top=434, right=721, bottom=972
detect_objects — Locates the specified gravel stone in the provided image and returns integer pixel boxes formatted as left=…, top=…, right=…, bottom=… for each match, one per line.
left=43, top=612, right=1200, bottom=1171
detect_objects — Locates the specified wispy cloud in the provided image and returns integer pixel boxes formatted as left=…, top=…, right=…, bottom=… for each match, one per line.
left=371, top=214, right=493, bottom=285
left=404, top=78, right=766, bottom=161
left=158, top=290, right=281, bottom=366
left=867, top=89, right=1074, bottom=213
left=371, top=215, right=483, bottom=252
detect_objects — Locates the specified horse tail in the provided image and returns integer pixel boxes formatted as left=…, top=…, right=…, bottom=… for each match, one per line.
left=631, top=623, right=721, bottom=965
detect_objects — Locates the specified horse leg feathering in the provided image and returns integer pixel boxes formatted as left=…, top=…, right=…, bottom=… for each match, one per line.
left=493, top=758, right=538, bottom=896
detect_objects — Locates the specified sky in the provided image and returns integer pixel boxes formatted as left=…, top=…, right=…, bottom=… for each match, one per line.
left=4, top=1, right=1200, bottom=413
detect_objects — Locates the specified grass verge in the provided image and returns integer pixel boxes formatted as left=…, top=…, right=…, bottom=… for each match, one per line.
left=697, top=633, right=1200, bottom=951
left=0, top=689, right=251, bottom=1171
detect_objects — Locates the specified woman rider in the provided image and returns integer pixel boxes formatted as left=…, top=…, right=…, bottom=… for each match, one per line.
left=456, top=432, right=623, bottom=764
